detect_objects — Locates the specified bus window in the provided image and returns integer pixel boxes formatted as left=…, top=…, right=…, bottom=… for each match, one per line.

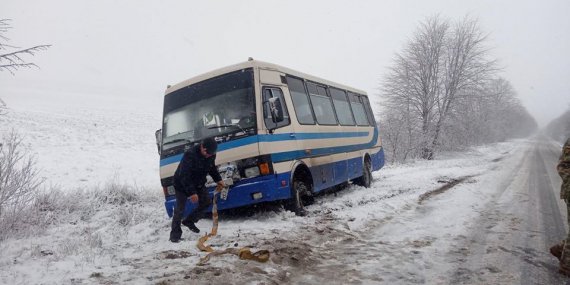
left=330, top=87, right=355, bottom=126
left=307, top=82, right=337, bottom=125
left=362, top=96, right=377, bottom=126
left=262, top=87, right=290, bottom=130
left=348, top=92, right=369, bottom=126
left=287, top=76, right=315, bottom=125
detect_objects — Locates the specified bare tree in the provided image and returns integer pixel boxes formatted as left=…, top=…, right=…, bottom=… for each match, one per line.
left=0, top=19, right=50, bottom=118
left=428, top=17, right=498, bottom=158
left=0, top=20, right=49, bottom=241
left=381, top=15, right=504, bottom=160
left=444, top=77, right=535, bottom=146
left=0, top=131, right=43, bottom=212
left=380, top=112, right=406, bottom=163
left=0, top=19, right=50, bottom=75
left=382, top=15, right=449, bottom=159
left=0, top=131, right=44, bottom=237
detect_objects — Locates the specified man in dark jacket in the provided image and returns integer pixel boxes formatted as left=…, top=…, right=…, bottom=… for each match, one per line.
left=169, top=137, right=224, bottom=243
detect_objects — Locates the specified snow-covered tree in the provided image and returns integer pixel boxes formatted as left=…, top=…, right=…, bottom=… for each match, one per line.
left=0, top=19, right=48, bottom=240
left=429, top=16, right=498, bottom=158
left=380, top=15, right=536, bottom=163
left=382, top=15, right=448, bottom=160
left=0, top=19, right=50, bottom=75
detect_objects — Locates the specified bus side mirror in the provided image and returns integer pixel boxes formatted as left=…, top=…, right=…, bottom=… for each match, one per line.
left=155, top=129, right=162, bottom=155
left=268, top=97, right=284, bottom=123
left=263, top=87, right=289, bottom=133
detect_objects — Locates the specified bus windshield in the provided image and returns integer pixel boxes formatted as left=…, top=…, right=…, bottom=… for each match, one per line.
left=162, top=69, right=256, bottom=148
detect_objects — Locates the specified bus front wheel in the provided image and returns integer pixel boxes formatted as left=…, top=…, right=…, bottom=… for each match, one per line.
left=287, top=177, right=311, bottom=216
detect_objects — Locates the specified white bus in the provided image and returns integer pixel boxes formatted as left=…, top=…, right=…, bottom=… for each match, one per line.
left=156, top=59, right=385, bottom=216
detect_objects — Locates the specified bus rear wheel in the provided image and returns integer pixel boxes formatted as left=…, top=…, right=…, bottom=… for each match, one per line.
left=355, top=158, right=372, bottom=188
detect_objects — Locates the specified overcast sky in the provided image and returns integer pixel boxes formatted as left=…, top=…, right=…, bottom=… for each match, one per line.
left=2, top=0, right=569, bottom=127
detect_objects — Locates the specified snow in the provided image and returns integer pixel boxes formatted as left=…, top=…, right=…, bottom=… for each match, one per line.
left=0, top=103, right=547, bottom=284
left=0, top=102, right=161, bottom=191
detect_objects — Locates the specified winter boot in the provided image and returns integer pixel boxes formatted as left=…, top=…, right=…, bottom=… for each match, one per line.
left=169, top=233, right=182, bottom=243
left=551, top=241, right=565, bottom=261
left=170, top=225, right=183, bottom=243
left=182, top=220, right=200, bottom=233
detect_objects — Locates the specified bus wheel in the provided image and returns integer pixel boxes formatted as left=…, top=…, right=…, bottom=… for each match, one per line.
left=355, top=158, right=372, bottom=188
left=287, top=177, right=310, bottom=216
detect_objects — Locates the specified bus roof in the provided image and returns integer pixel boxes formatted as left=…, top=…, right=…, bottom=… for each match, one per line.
left=165, top=59, right=367, bottom=96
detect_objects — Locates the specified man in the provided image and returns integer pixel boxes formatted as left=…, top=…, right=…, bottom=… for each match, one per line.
left=550, top=138, right=570, bottom=276
left=169, top=137, right=224, bottom=243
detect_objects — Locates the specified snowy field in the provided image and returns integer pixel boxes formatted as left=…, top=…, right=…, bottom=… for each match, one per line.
left=0, top=104, right=562, bottom=284
left=0, top=100, right=162, bottom=191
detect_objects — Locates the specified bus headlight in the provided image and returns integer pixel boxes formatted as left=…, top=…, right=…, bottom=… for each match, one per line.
left=244, top=166, right=260, bottom=178
left=236, top=155, right=273, bottom=179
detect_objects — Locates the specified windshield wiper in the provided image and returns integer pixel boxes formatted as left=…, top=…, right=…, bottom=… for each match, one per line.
left=207, top=124, right=254, bottom=142
left=207, top=124, right=246, bottom=134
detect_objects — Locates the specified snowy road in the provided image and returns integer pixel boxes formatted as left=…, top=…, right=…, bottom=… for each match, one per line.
left=446, top=137, right=568, bottom=284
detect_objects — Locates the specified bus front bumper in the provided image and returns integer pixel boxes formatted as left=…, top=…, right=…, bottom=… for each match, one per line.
left=164, top=173, right=292, bottom=218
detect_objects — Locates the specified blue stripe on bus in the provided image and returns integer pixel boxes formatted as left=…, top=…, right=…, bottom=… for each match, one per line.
left=218, top=135, right=259, bottom=151
left=161, top=153, right=184, bottom=167
left=159, top=130, right=375, bottom=167
left=270, top=128, right=378, bottom=162
left=257, top=131, right=369, bottom=142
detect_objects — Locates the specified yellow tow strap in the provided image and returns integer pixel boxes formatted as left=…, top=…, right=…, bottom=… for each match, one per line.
left=197, top=184, right=270, bottom=265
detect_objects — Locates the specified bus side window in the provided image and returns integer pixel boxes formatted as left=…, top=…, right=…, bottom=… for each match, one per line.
left=307, top=82, right=338, bottom=125
left=349, top=92, right=369, bottom=126
left=330, top=87, right=355, bottom=126
left=362, top=96, right=377, bottom=127
left=262, top=87, right=290, bottom=131
left=287, top=76, right=316, bottom=125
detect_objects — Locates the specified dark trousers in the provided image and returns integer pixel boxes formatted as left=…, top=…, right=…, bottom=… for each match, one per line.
left=170, top=186, right=211, bottom=239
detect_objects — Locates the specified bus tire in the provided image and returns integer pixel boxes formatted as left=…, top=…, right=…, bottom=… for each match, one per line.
left=287, top=176, right=310, bottom=216
left=355, top=157, right=372, bottom=188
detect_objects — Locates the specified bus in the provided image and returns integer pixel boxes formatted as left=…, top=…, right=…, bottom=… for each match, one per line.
left=156, top=59, right=384, bottom=217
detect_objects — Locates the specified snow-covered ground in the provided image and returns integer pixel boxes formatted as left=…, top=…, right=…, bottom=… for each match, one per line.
left=0, top=101, right=161, bottom=191
left=0, top=104, right=563, bottom=284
